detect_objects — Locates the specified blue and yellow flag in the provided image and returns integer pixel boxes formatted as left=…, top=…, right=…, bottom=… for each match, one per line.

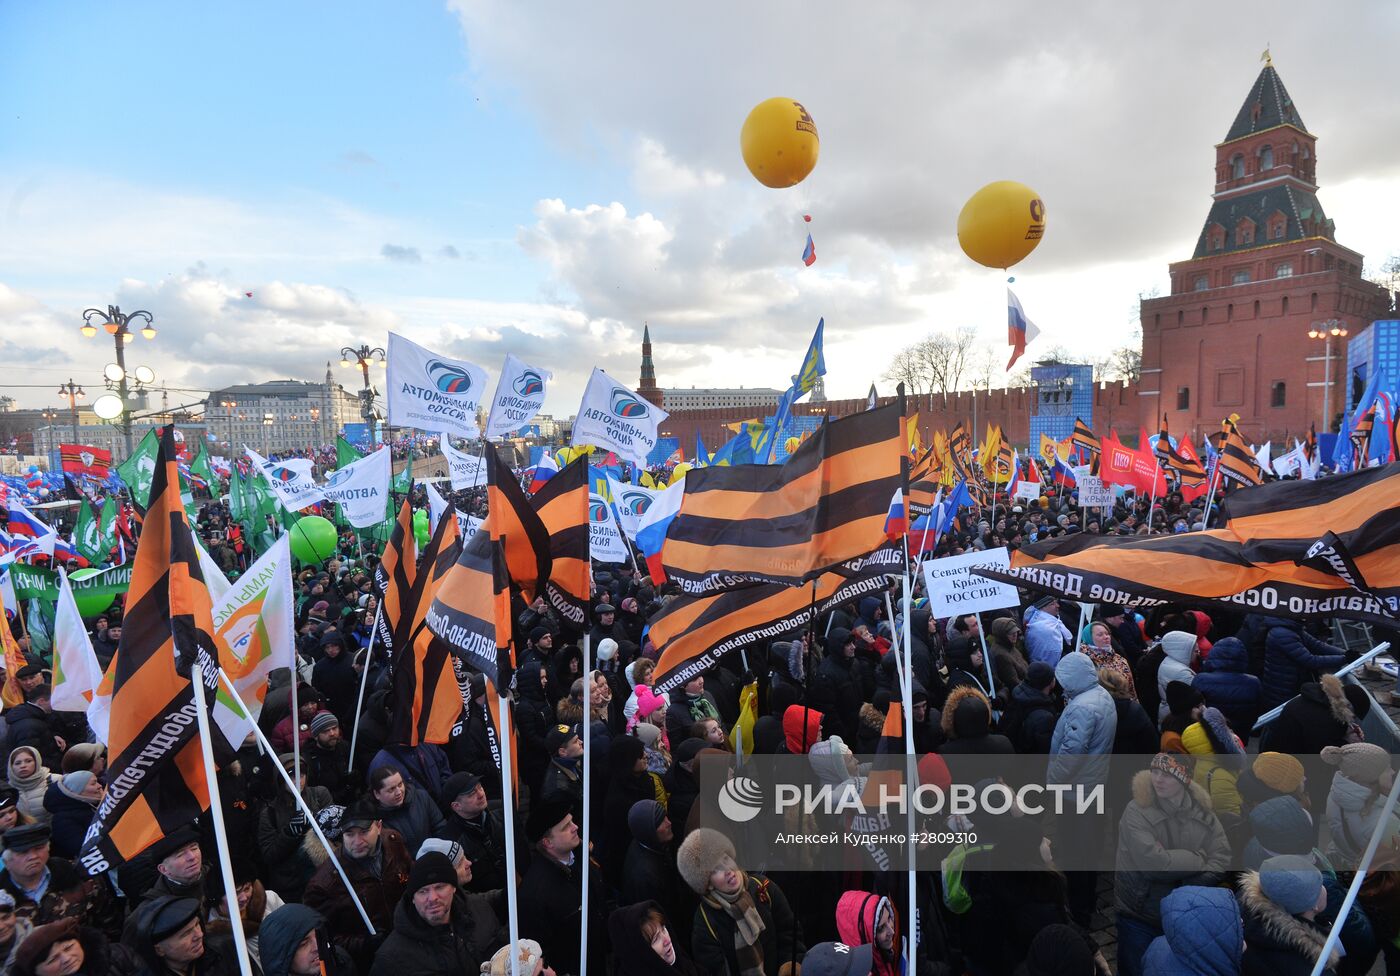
left=792, top=318, right=826, bottom=397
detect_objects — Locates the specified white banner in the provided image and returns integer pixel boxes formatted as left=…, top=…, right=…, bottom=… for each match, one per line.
left=51, top=570, right=110, bottom=743
left=1077, top=475, right=1113, bottom=508
left=245, top=447, right=327, bottom=511
left=485, top=353, right=551, bottom=439
left=441, top=437, right=487, bottom=490
left=612, top=483, right=663, bottom=539
left=1273, top=443, right=1307, bottom=479
left=322, top=447, right=391, bottom=528
left=572, top=368, right=669, bottom=468
left=426, top=480, right=449, bottom=535
left=588, top=492, right=630, bottom=563
left=386, top=331, right=488, bottom=438
left=210, top=535, right=296, bottom=743
left=1012, top=480, right=1042, bottom=502
left=924, top=547, right=1020, bottom=618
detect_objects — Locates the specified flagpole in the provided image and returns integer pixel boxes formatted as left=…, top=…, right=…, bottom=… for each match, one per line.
left=346, top=603, right=382, bottom=774
left=189, top=664, right=254, bottom=976
left=497, top=685, right=522, bottom=976
left=290, top=652, right=301, bottom=788
left=580, top=635, right=591, bottom=976
left=1201, top=453, right=1223, bottom=529
left=216, top=669, right=377, bottom=935
left=899, top=534, right=918, bottom=971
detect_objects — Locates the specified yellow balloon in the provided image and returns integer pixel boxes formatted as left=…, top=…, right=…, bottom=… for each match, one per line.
left=956, top=181, right=1046, bottom=270
left=555, top=448, right=573, bottom=466
left=784, top=436, right=801, bottom=455
left=740, top=98, right=820, bottom=189
left=669, top=462, right=692, bottom=486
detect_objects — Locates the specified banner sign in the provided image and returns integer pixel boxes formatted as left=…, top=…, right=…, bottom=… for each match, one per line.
left=924, top=547, right=1020, bottom=617
left=245, top=448, right=326, bottom=511
left=386, top=332, right=487, bottom=439
left=588, top=492, right=630, bottom=563
left=11, top=563, right=132, bottom=603
left=1077, top=476, right=1113, bottom=508
left=441, top=438, right=487, bottom=490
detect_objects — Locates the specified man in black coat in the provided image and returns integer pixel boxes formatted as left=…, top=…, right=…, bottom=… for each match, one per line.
left=517, top=797, right=608, bottom=976
left=433, top=773, right=515, bottom=893
left=368, top=852, right=487, bottom=976
left=302, top=713, right=355, bottom=805
left=311, top=630, right=359, bottom=728
left=1002, top=662, right=1059, bottom=754
left=807, top=629, right=862, bottom=744
left=4, top=685, right=63, bottom=768
left=620, top=800, right=683, bottom=936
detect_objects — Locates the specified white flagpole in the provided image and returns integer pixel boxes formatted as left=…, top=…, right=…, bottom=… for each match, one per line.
left=899, top=536, right=917, bottom=970
left=497, top=685, right=522, bottom=976
left=580, top=635, right=591, bottom=976
left=975, top=613, right=996, bottom=706
left=289, top=654, right=301, bottom=787
left=216, top=670, right=376, bottom=935
left=347, top=603, right=382, bottom=773
left=189, top=664, right=254, bottom=976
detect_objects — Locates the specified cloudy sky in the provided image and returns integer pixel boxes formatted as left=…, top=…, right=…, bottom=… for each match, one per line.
left=3, top=2, right=1398, bottom=416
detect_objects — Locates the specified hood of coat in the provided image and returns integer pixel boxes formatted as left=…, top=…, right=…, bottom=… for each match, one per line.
left=940, top=685, right=991, bottom=739
left=259, top=904, right=323, bottom=976
left=1161, top=631, right=1197, bottom=665
left=782, top=705, right=823, bottom=755
left=1154, top=885, right=1242, bottom=976
left=1053, top=651, right=1099, bottom=699
left=835, top=890, right=896, bottom=955
left=1237, top=871, right=1339, bottom=970
left=1201, top=637, right=1247, bottom=674
left=1316, top=674, right=1356, bottom=727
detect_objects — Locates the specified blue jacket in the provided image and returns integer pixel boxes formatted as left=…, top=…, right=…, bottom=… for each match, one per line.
left=1192, top=637, right=1261, bottom=737
left=1260, top=621, right=1348, bottom=710
left=1143, top=885, right=1242, bottom=976
left=1048, top=652, right=1117, bottom=785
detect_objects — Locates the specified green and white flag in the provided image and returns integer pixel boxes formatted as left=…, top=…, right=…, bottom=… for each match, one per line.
left=209, top=535, right=295, bottom=742
left=114, top=429, right=161, bottom=510
left=391, top=451, right=413, bottom=494
left=97, top=499, right=118, bottom=566
left=52, top=570, right=109, bottom=743
left=74, top=500, right=103, bottom=566
left=191, top=440, right=220, bottom=500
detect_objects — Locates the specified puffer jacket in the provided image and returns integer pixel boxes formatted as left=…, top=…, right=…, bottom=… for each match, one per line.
left=1237, top=871, right=1340, bottom=976
left=1156, top=632, right=1197, bottom=721
left=1114, top=771, right=1231, bottom=927
left=1048, top=652, right=1116, bottom=786
left=1142, top=885, right=1243, bottom=976
left=367, top=783, right=445, bottom=856
left=1190, top=637, right=1261, bottom=738
left=368, top=891, right=487, bottom=976
left=1325, top=771, right=1400, bottom=866
left=835, top=891, right=903, bottom=976
left=1260, top=621, right=1348, bottom=711
left=1180, top=710, right=1245, bottom=825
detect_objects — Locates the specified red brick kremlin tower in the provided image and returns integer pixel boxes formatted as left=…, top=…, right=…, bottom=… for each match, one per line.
left=1139, top=57, right=1389, bottom=443
left=637, top=322, right=664, bottom=409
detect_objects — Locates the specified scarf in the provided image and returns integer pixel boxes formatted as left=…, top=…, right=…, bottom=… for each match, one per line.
left=7, top=749, right=49, bottom=792
left=708, top=877, right=765, bottom=976
left=687, top=693, right=719, bottom=723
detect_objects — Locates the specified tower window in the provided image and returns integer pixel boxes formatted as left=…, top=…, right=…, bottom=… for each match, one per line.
left=1177, top=387, right=1191, bottom=410
left=1259, top=145, right=1274, bottom=170
left=1275, top=263, right=1293, bottom=278
left=1231, top=155, right=1245, bottom=180
left=1193, top=275, right=1209, bottom=291
left=1232, top=270, right=1251, bottom=284
left=1271, top=382, right=1287, bottom=408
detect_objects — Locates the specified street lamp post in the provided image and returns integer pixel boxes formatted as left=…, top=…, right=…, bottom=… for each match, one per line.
left=39, top=409, right=58, bottom=458
left=340, top=344, right=386, bottom=446
left=1308, top=319, right=1348, bottom=431
left=81, top=305, right=156, bottom=455
left=263, top=414, right=275, bottom=456
left=219, top=400, right=238, bottom=451
left=57, top=380, right=85, bottom=446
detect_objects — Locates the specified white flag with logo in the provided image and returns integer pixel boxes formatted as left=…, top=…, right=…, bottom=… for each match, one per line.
left=245, top=447, right=326, bottom=511
left=1272, top=442, right=1307, bottom=479
left=210, top=535, right=296, bottom=742
left=322, top=446, right=391, bottom=528
left=612, top=483, right=663, bottom=540
left=588, top=493, right=630, bottom=563
left=485, top=353, right=552, bottom=439
left=52, top=570, right=110, bottom=743
left=441, top=437, right=487, bottom=490
left=572, top=368, right=669, bottom=468
left=386, top=332, right=488, bottom=438
left=425, top=480, right=449, bottom=535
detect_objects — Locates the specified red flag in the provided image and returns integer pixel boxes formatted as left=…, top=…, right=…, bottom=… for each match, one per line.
left=59, top=444, right=113, bottom=479
left=1101, top=431, right=1166, bottom=496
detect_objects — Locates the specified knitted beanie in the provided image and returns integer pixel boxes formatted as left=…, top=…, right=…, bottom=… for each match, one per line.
left=1151, top=752, right=1192, bottom=788
left=1252, top=752, right=1305, bottom=795
left=1321, top=743, right=1392, bottom=785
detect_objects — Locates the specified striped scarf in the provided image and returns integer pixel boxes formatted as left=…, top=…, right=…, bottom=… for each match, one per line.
left=709, top=877, right=766, bottom=976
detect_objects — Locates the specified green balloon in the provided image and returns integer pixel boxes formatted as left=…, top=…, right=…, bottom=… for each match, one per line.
left=289, top=515, right=338, bottom=565
left=68, top=568, right=116, bottom=619
left=413, top=509, right=430, bottom=549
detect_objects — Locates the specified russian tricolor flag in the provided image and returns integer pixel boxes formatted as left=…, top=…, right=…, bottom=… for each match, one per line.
left=1007, top=451, right=1021, bottom=497
left=1006, top=287, right=1040, bottom=370
left=528, top=453, right=559, bottom=494
left=1052, top=453, right=1078, bottom=489
left=802, top=233, right=816, bottom=267
left=635, top=476, right=686, bottom=584
left=883, top=488, right=907, bottom=541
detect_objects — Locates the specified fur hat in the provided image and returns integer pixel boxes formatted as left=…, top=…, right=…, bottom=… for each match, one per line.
left=1321, top=743, right=1392, bottom=786
left=481, top=940, right=544, bottom=976
left=676, top=827, right=736, bottom=894
left=14, top=918, right=79, bottom=975
left=1252, top=753, right=1305, bottom=795
left=596, top=638, right=619, bottom=662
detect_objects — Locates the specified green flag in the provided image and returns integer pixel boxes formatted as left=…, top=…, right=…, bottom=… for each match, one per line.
left=391, top=452, right=412, bottom=494
left=26, top=598, right=52, bottom=658
left=97, top=498, right=118, bottom=564
left=336, top=436, right=363, bottom=468
left=228, top=468, right=246, bottom=522
left=74, top=500, right=103, bottom=565
left=191, top=439, right=220, bottom=500
left=114, top=429, right=161, bottom=510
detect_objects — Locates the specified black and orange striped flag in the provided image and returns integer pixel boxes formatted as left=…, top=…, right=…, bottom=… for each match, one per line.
left=948, top=423, right=974, bottom=483
left=1071, top=417, right=1100, bottom=458
left=388, top=506, right=463, bottom=746
left=485, top=446, right=551, bottom=603
left=427, top=531, right=516, bottom=690
left=1352, top=404, right=1377, bottom=467
left=1219, top=419, right=1264, bottom=487
left=1157, top=415, right=1207, bottom=489
left=651, top=542, right=901, bottom=692
left=529, top=456, right=590, bottom=631
left=373, top=501, right=418, bottom=655
left=974, top=461, right=1400, bottom=625
left=660, top=400, right=904, bottom=594
left=78, top=427, right=235, bottom=874
left=1305, top=423, right=1318, bottom=463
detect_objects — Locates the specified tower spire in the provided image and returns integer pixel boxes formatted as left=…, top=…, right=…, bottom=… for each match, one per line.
left=638, top=321, right=663, bottom=408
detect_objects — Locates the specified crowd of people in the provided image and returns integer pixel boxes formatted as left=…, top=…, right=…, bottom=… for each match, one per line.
left=1, top=473, right=1398, bottom=976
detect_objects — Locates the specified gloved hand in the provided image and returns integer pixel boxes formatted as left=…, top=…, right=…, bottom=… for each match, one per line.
left=285, top=811, right=309, bottom=837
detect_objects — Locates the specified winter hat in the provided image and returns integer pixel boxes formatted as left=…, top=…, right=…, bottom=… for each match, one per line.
left=633, top=723, right=661, bottom=748
left=14, top=918, right=80, bottom=975
left=917, top=753, right=952, bottom=792
left=481, top=940, right=544, bottom=976
left=629, top=686, right=668, bottom=730
left=443, top=772, right=483, bottom=801
left=1252, top=753, right=1305, bottom=795
left=1022, top=924, right=1094, bottom=976
left=1026, top=661, right=1055, bottom=689
left=809, top=736, right=855, bottom=786
left=60, top=743, right=105, bottom=774
left=545, top=723, right=579, bottom=755
left=2, top=823, right=50, bottom=854
left=0, top=787, right=17, bottom=812
left=801, top=942, right=874, bottom=976
left=524, top=795, right=575, bottom=844
left=316, top=805, right=346, bottom=840
left=676, top=827, right=737, bottom=894
left=405, top=851, right=458, bottom=896
left=674, top=738, right=707, bottom=765
left=596, top=638, right=618, bottom=662
left=309, top=712, right=339, bottom=736
left=1151, top=752, right=1192, bottom=788
left=417, top=838, right=464, bottom=865
left=1259, top=854, right=1325, bottom=915
left=529, top=626, right=549, bottom=645
left=627, top=799, right=666, bottom=846
left=0, top=891, right=13, bottom=910
left=1248, top=797, right=1315, bottom=859
left=57, top=771, right=95, bottom=801
left=1165, top=680, right=1204, bottom=716
left=1321, top=743, right=1392, bottom=786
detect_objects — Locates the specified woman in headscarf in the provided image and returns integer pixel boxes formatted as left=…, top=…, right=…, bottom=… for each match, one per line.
left=6, top=748, right=56, bottom=828
left=1080, top=621, right=1136, bottom=701
left=609, top=901, right=705, bottom=976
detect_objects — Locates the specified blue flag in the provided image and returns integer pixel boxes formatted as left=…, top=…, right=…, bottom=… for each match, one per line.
left=792, top=318, right=826, bottom=397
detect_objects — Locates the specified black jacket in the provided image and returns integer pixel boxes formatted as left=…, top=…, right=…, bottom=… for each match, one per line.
left=1001, top=683, right=1058, bottom=755
left=5, top=704, right=59, bottom=769
left=514, top=667, right=555, bottom=791
left=434, top=809, right=513, bottom=894
left=621, top=841, right=683, bottom=937
left=807, top=653, right=862, bottom=744
left=311, top=653, right=360, bottom=728
left=302, top=739, right=356, bottom=805
left=518, top=852, right=608, bottom=976
left=369, top=892, right=487, bottom=976
left=691, top=874, right=805, bottom=976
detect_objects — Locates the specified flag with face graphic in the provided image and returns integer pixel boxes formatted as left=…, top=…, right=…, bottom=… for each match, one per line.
left=321, top=446, right=391, bottom=528
left=485, top=353, right=552, bottom=439
left=386, top=332, right=488, bottom=439
left=209, top=535, right=295, bottom=741
left=571, top=368, right=669, bottom=468
left=245, top=447, right=326, bottom=512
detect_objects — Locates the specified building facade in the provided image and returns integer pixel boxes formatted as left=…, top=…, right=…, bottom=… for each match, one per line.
left=207, top=370, right=362, bottom=453
left=1029, top=362, right=1095, bottom=447
left=658, top=387, right=784, bottom=411
left=1139, top=60, right=1391, bottom=443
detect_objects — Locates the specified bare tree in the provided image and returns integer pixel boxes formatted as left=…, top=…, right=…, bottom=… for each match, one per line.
left=1364, top=253, right=1400, bottom=312
left=884, top=346, right=930, bottom=395
left=920, top=326, right=979, bottom=406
